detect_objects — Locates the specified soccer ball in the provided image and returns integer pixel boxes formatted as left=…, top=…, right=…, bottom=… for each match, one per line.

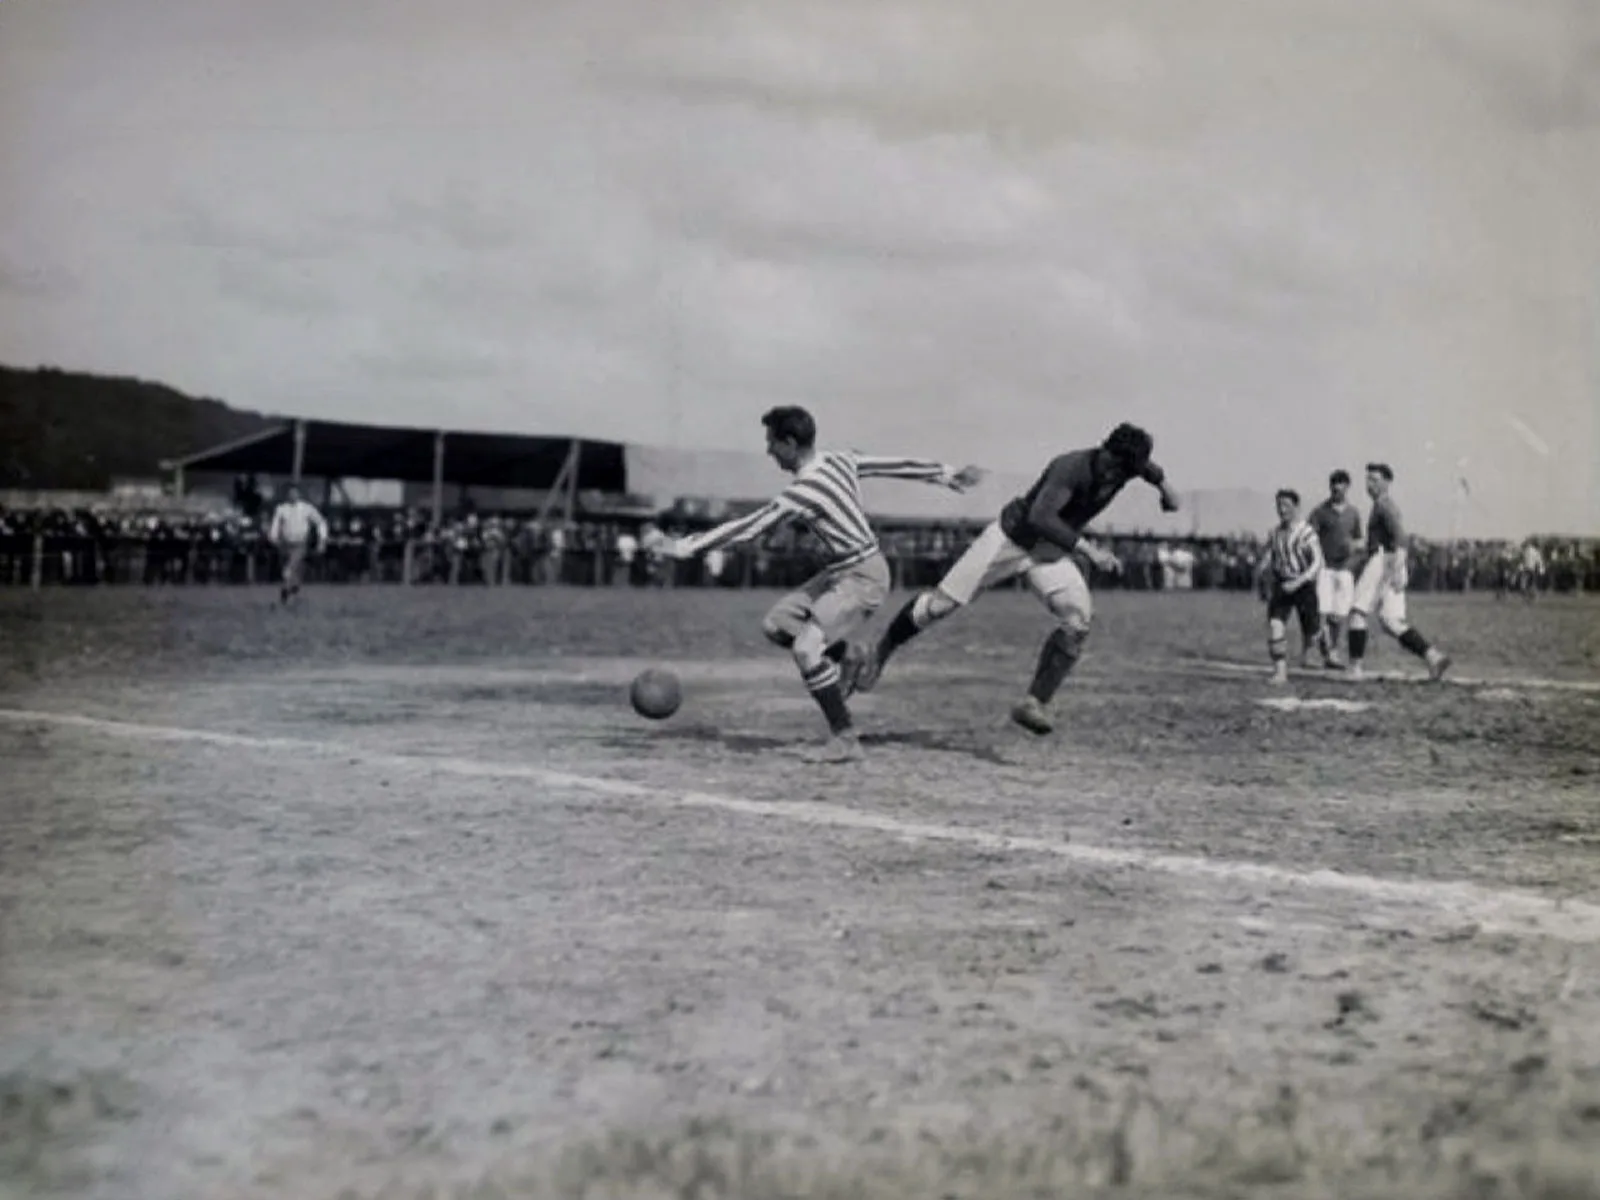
left=630, top=668, right=682, bottom=720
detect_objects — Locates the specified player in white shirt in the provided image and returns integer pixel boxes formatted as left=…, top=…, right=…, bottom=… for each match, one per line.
left=1517, top=541, right=1545, bottom=602
left=267, top=484, right=329, bottom=605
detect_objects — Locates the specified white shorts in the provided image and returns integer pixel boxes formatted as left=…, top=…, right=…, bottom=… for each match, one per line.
left=935, top=521, right=1092, bottom=618
left=1352, top=552, right=1407, bottom=627
left=1316, top=567, right=1356, bottom=619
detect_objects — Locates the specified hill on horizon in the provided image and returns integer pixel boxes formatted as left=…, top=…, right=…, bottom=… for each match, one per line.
left=0, top=364, right=277, bottom=490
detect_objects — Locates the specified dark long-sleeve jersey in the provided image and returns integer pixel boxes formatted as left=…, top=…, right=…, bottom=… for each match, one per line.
left=1308, top=499, right=1362, bottom=569
left=1367, top=494, right=1406, bottom=554
left=999, top=449, right=1167, bottom=553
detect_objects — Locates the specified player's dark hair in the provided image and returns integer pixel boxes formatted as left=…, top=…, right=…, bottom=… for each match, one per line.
left=761, top=406, right=817, bottom=449
left=1329, top=470, right=1350, bottom=486
left=1103, top=423, right=1153, bottom=469
left=1276, top=489, right=1300, bottom=506
left=1365, top=462, right=1394, bottom=481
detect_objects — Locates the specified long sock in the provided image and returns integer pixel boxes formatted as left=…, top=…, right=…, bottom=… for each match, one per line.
left=881, top=598, right=923, bottom=653
left=802, top=660, right=852, bottom=734
left=812, top=684, right=852, bottom=735
left=1348, top=627, right=1368, bottom=663
left=1027, top=629, right=1082, bottom=704
left=1397, top=628, right=1431, bottom=659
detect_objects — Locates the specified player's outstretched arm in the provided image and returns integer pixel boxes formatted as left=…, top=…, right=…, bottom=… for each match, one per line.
left=1140, top=462, right=1181, bottom=512
left=668, top=499, right=789, bottom=559
left=853, top=454, right=984, bottom=492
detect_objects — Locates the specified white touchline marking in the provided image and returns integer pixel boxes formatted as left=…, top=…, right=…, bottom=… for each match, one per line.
left=1255, top=698, right=1374, bottom=713
left=1190, top=658, right=1600, bottom=693
left=3, top=707, right=1599, bottom=944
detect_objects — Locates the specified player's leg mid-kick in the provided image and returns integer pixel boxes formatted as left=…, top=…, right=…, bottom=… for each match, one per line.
left=760, top=559, right=888, bottom=763
left=850, top=521, right=1018, bottom=698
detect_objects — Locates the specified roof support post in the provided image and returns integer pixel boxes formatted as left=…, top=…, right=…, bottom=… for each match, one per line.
left=291, top=419, right=307, bottom=483
left=536, top=439, right=581, bottom=526
left=563, top=440, right=583, bottom=527
left=431, top=431, right=447, bottom=527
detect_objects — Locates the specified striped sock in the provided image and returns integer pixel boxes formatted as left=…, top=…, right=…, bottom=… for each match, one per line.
left=801, top=661, right=851, bottom=733
left=802, top=660, right=842, bottom=693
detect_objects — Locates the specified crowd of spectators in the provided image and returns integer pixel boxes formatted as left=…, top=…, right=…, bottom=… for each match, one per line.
left=2, top=502, right=1597, bottom=595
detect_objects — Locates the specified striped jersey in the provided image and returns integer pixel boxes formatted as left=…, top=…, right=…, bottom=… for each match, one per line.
left=680, top=451, right=955, bottom=569
left=1266, top=518, right=1323, bottom=584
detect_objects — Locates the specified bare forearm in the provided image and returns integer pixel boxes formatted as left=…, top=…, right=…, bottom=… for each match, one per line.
left=681, top=505, right=784, bottom=555
left=855, top=455, right=951, bottom=484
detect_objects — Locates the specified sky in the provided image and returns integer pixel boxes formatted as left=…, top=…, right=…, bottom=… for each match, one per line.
left=1, top=0, right=1596, bottom=535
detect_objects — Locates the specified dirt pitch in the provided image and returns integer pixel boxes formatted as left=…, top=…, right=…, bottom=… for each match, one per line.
left=1, top=585, right=1598, bottom=1200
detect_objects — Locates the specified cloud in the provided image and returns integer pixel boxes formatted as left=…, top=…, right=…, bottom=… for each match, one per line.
left=1417, top=0, right=1600, bottom=133
left=160, top=204, right=350, bottom=262
left=213, top=258, right=339, bottom=317
left=0, top=0, right=1594, bottom=534
left=0, top=257, right=78, bottom=301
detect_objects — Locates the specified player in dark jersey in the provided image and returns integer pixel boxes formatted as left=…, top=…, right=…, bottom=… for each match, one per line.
left=1307, top=470, right=1363, bottom=667
left=1348, top=463, right=1450, bottom=681
left=846, top=423, right=1180, bottom=734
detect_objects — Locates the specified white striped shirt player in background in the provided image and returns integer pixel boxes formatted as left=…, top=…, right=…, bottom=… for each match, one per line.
left=1348, top=463, right=1451, bottom=681
left=1256, top=488, right=1325, bottom=684
left=661, top=406, right=981, bottom=762
left=267, top=483, right=329, bottom=606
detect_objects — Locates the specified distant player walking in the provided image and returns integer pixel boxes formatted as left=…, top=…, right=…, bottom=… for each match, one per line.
left=1516, top=540, right=1545, bottom=602
left=1257, top=489, right=1324, bottom=684
left=850, top=423, right=1181, bottom=735
left=1348, top=464, right=1450, bottom=681
left=662, top=406, right=980, bottom=762
left=1307, top=469, right=1362, bottom=667
left=267, top=484, right=329, bottom=606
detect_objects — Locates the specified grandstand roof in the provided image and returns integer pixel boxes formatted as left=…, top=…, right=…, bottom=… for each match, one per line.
left=163, top=419, right=1274, bottom=534
left=161, top=420, right=627, bottom=492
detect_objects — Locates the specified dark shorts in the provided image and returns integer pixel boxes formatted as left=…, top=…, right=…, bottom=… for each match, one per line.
left=1268, top=581, right=1320, bottom=635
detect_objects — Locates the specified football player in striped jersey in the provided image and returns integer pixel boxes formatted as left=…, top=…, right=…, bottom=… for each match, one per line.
left=1257, top=489, right=1325, bottom=684
left=663, top=406, right=981, bottom=762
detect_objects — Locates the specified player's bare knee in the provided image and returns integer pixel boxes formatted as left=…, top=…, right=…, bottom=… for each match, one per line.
left=1380, top=615, right=1408, bottom=639
left=1046, top=595, right=1090, bottom=640
left=789, top=623, right=828, bottom=671
left=1348, top=610, right=1369, bottom=632
left=761, top=611, right=799, bottom=647
left=914, top=589, right=961, bottom=626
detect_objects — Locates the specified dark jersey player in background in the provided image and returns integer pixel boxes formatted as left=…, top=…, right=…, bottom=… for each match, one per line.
left=1348, top=463, right=1450, bottom=681
left=1307, top=469, right=1363, bottom=667
left=848, top=423, right=1181, bottom=735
